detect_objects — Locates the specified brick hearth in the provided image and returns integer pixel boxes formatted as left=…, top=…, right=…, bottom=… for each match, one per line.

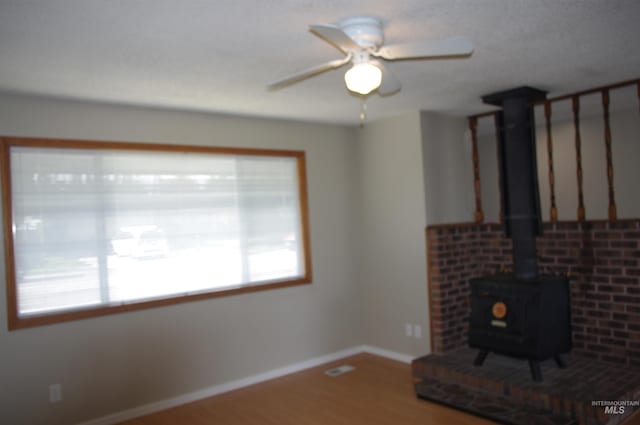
left=412, top=348, right=640, bottom=425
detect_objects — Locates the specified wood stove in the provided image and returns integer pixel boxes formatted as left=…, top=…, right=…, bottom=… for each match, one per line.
left=469, top=275, right=572, bottom=381
left=468, top=87, right=572, bottom=382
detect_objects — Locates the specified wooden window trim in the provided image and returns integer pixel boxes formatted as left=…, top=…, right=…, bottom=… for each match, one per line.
left=1, top=137, right=313, bottom=330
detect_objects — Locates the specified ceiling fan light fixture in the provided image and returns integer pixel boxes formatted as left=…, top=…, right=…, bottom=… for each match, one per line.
left=268, top=16, right=473, bottom=98
left=344, top=63, right=382, bottom=95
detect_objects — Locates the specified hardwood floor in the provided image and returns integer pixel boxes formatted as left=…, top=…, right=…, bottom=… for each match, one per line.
left=118, top=353, right=497, bottom=425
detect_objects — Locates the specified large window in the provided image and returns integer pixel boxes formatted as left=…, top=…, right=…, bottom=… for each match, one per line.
left=1, top=138, right=312, bottom=329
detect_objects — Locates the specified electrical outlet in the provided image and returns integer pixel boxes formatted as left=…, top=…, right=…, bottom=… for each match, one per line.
left=414, top=324, right=422, bottom=339
left=49, top=384, right=62, bottom=403
left=405, top=322, right=413, bottom=337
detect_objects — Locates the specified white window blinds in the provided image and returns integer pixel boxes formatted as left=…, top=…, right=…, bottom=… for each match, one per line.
left=7, top=143, right=309, bottom=321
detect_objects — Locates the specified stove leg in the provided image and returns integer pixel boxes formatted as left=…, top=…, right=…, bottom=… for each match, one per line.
left=474, top=350, right=489, bottom=366
left=554, top=354, right=567, bottom=369
left=528, top=359, right=543, bottom=382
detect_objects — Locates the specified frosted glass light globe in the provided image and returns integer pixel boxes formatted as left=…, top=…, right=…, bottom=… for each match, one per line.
left=344, top=63, right=382, bottom=95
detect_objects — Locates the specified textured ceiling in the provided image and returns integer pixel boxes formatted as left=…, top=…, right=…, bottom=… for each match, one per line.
left=1, top=0, right=639, bottom=126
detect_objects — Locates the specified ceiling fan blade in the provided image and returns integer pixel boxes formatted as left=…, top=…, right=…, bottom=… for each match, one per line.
left=309, top=24, right=360, bottom=53
left=374, top=37, right=474, bottom=60
left=267, top=56, right=352, bottom=90
left=372, top=60, right=401, bottom=96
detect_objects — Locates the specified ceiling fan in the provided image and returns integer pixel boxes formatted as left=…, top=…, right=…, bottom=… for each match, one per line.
left=268, top=16, right=474, bottom=96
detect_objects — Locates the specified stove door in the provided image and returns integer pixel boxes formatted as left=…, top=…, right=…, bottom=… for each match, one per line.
left=469, top=290, right=528, bottom=336
left=468, top=278, right=539, bottom=357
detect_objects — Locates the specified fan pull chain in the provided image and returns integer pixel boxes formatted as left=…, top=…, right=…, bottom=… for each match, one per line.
left=359, top=96, right=368, bottom=127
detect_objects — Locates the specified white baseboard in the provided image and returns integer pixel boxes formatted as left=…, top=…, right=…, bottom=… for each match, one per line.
left=76, top=345, right=413, bottom=425
left=361, top=345, right=414, bottom=364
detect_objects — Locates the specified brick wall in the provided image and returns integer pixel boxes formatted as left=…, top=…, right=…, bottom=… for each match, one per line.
left=426, top=220, right=640, bottom=366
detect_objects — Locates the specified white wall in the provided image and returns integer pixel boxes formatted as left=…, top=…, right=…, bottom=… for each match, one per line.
left=421, top=112, right=475, bottom=225
left=0, top=94, right=360, bottom=425
left=478, top=104, right=640, bottom=223
left=355, top=112, right=430, bottom=356
left=0, top=94, right=476, bottom=425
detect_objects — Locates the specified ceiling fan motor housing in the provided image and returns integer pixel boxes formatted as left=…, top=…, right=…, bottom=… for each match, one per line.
left=338, top=16, right=384, bottom=49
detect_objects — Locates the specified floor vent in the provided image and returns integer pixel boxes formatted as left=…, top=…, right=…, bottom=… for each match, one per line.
left=324, top=365, right=355, bottom=377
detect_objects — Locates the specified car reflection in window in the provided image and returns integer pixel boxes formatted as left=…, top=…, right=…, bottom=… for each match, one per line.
left=111, top=226, right=169, bottom=259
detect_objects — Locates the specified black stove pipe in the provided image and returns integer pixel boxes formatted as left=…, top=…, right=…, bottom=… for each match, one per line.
left=482, top=87, right=547, bottom=280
